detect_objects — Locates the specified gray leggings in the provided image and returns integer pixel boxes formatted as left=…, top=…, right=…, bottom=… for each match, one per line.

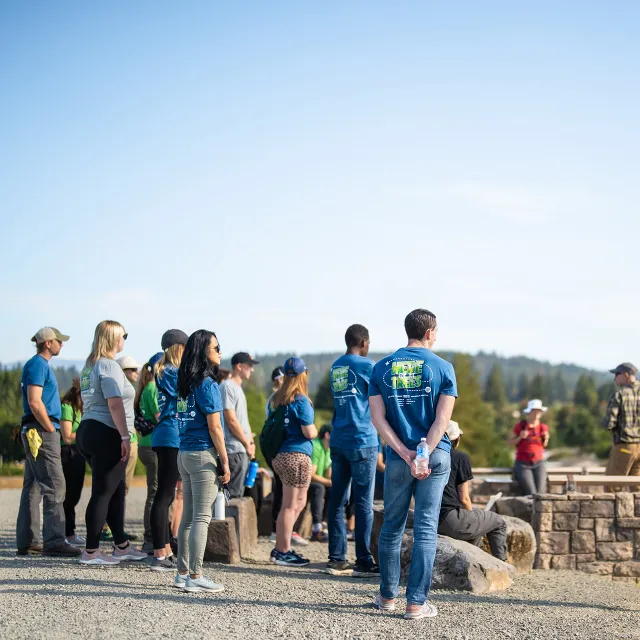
left=177, top=448, right=219, bottom=576
left=514, top=460, right=547, bottom=495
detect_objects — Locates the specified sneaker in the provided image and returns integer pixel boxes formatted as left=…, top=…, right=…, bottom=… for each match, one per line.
left=79, top=550, right=120, bottom=565
left=291, top=532, right=309, bottom=547
left=404, top=601, right=438, bottom=620
left=150, top=557, right=175, bottom=572
left=346, top=530, right=355, bottom=541
left=100, top=528, right=113, bottom=542
left=123, top=532, right=139, bottom=542
left=353, top=563, right=380, bottom=578
left=184, top=575, right=225, bottom=593
left=268, top=533, right=277, bottom=542
left=173, top=572, right=189, bottom=589
left=43, top=542, right=82, bottom=557
left=272, top=550, right=310, bottom=567
left=112, top=542, right=147, bottom=562
left=16, top=544, right=43, bottom=556
left=142, top=539, right=154, bottom=554
left=325, top=560, right=354, bottom=576
left=66, top=535, right=86, bottom=546
left=374, top=593, right=396, bottom=611
left=168, top=555, right=177, bottom=566
left=310, top=530, right=328, bottom=543
left=269, top=548, right=279, bottom=564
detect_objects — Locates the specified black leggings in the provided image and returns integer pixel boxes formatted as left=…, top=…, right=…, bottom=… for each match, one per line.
left=150, top=446, right=179, bottom=550
left=60, top=445, right=86, bottom=537
left=76, top=420, right=127, bottom=549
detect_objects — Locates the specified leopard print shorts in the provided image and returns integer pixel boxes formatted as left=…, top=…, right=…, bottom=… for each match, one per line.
left=272, top=452, right=312, bottom=488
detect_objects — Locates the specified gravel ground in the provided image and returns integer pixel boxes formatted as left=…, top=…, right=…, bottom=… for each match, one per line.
left=1, top=487, right=638, bottom=640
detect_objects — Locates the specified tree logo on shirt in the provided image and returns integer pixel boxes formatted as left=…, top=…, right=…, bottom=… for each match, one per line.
left=80, top=368, right=91, bottom=393
left=331, top=366, right=358, bottom=394
left=177, top=398, right=188, bottom=413
left=382, top=359, right=433, bottom=392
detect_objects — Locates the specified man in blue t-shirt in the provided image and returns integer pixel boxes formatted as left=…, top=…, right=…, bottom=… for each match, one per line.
left=16, top=327, right=81, bottom=557
left=325, top=324, right=379, bottom=577
left=369, top=309, right=457, bottom=620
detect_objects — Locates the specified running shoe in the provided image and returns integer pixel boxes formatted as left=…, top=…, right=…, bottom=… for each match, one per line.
left=173, top=572, right=189, bottom=589
left=272, top=550, right=309, bottom=567
left=123, top=532, right=139, bottom=542
left=374, top=593, right=396, bottom=611
left=404, top=601, right=438, bottom=620
left=150, top=557, right=175, bottom=572
left=325, top=560, right=355, bottom=576
left=79, top=550, right=120, bottom=566
left=112, top=543, right=147, bottom=562
left=43, top=542, right=82, bottom=557
left=346, top=530, right=355, bottom=541
left=269, top=548, right=279, bottom=564
left=66, top=535, right=86, bottom=546
left=184, top=576, right=225, bottom=593
left=290, top=532, right=309, bottom=546
left=100, top=528, right=113, bottom=542
left=353, top=563, right=380, bottom=578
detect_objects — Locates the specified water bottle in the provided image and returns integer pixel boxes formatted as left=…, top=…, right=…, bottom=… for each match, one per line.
left=214, top=491, right=225, bottom=520
left=415, top=438, right=430, bottom=473
left=245, top=459, right=259, bottom=488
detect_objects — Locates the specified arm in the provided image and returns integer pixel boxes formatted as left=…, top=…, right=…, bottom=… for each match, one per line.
left=542, top=425, right=550, bottom=447
left=369, top=395, right=414, bottom=466
left=508, top=424, right=528, bottom=446
left=602, top=393, right=620, bottom=431
left=425, top=394, right=456, bottom=453
left=457, top=481, right=473, bottom=511
left=223, top=408, right=255, bottom=457
left=26, top=386, right=56, bottom=433
left=376, top=451, right=386, bottom=473
left=207, top=412, right=230, bottom=484
left=301, top=423, right=318, bottom=440
left=311, top=462, right=331, bottom=487
left=60, top=420, right=75, bottom=444
left=107, top=397, right=131, bottom=462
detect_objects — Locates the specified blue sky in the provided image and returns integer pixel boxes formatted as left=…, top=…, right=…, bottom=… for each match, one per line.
left=1, top=1, right=638, bottom=370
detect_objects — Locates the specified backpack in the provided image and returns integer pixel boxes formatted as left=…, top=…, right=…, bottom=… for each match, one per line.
left=259, top=405, right=286, bottom=466
left=134, top=409, right=155, bottom=437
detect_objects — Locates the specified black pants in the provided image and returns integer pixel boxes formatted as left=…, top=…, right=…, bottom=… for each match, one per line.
left=76, top=420, right=127, bottom=549
left=150, top=446, right=179, bottom=550
left=60, top=445, right=86, bottom=537
left=271, top=472, right=283, bottom=533
left=308, top=482, right=327, bottom=526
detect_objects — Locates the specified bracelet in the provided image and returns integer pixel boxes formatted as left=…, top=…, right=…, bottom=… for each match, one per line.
left=121, top=436, right=130, bottom=441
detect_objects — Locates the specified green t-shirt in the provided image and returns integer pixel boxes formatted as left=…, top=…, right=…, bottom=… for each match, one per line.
left=311, top=438, right=331, bottom=477
left=60, top=403, right=81, bottom=445
left=138, top=381, right=159, bottom=447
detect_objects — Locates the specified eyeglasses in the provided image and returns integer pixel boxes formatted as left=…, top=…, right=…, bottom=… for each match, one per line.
left=123, top=333, right=128, bottom=341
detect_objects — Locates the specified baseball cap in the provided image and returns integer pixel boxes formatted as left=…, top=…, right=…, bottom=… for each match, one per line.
left=609, top=362, right=638, bottom=376
left=445, top=420, right=463, bottom=440
left=149, top=352, right=164, bottom=367
left=284, top=356, right=307, bottom=376
left=231, top=352, right=260, bottom=366
left=161, top=329, right=189, bottom=350
left=271, top=366, right=284, bottom=381
left=31, top=327, right=70, bottom=344
left=117, top=355, right=141, bottom=371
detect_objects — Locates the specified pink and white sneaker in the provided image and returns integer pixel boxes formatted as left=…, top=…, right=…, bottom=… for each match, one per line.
left=79, top=550, right=120, bottom=566
left=112, top=542, right=147, bottom=561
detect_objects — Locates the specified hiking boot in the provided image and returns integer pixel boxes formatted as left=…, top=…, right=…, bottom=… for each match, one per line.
left=16, top=544, right=43, bottom=556
left=291, top=532, right=309, bottom=546
left=184, top=575, right=225, bottom=593
left=112, top=542, right=147, bottom=561
left=79, top=550, right=120, bottom=566
left=150, top=557, right=175, bottom=572
left=43, top=542, right=82, bottom=557
left=272, top=550, right=310, bottom=567
left=353, top=562, right=380, bottom=578
left=325, top=560, right=354, bottom=576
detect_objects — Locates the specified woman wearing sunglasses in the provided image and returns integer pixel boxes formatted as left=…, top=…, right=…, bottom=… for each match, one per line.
left=174, top=329, right=230, bottom=593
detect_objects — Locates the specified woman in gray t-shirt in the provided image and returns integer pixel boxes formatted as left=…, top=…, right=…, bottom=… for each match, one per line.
left=75, top=320, right=146, bottom=566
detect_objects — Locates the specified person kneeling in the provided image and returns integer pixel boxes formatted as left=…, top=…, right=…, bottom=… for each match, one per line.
left=437, top=421, right=507, bottom=561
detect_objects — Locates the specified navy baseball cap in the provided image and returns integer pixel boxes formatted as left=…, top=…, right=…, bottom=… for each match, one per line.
left=284, top=357, right=307, bottom=376
left=149, top=352, right=164, bottom=367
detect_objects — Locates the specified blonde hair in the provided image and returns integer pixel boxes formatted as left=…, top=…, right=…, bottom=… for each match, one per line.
left=272, top=371, right=311, bottom=409
left=156, top=344, right=185, bottom=379
left=134, top=361, right=156, bottom=413
left=85, top=320, right=126, bottom=368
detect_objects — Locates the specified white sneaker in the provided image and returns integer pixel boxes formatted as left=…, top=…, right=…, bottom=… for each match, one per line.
left=291, top=532, right=309, bottom=546
left=79, top=550, right=120, bottom=566
left=66, top=535, right=86, bottom=546
left=174, top=572, right=188, bottom=589
left=404, top=601, right=438, bottom=620
left=268, top=533, right=277, bottom=542
left=184, top=575, right=225, bottom=593
left=112, top=542, right=147, bottom=562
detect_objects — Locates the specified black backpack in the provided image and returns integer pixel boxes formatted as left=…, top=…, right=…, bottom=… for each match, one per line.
left=259, top=405, right=286, bottom=465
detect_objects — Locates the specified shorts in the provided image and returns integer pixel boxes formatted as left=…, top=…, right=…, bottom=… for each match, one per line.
left=272, top=452, right=312, bottom=488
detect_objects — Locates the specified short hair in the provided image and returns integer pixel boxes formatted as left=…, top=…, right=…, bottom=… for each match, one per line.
left=345, top=324, right=369, bottom=348
left=404, top=309, right=437, bottom=340
left=318, top=424, right=332, bottom=440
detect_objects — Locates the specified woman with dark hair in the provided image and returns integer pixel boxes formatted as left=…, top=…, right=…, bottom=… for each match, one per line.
left=173, top=329, right=230, bottom=593
left=60, top=378, right=85, bottom=546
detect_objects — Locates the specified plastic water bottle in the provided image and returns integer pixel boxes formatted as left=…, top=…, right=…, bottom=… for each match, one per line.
left=214, top=491, right=225, bottom=520
left=415, top=438, right=430, bottom=473
left=245, top=459, right=259, bottom=488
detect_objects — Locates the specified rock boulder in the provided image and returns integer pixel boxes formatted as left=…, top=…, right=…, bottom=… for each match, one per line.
left=480, top=515, right=536, bottom=574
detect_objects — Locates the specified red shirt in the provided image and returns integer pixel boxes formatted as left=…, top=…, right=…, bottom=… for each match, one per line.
left=513, top=420, right=548, bottom=463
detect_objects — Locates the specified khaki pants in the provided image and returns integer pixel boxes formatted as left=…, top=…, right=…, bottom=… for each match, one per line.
left=125, top=442, right=139, bottom=493
left=606, top=443, right=640, bottom=476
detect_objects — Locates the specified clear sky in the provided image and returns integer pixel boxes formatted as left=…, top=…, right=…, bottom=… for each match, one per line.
left=1, top=1, right=638, bottom=370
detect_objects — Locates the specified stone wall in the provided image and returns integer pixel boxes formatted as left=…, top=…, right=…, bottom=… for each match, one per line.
left=532, top=492, right=640, bottom=583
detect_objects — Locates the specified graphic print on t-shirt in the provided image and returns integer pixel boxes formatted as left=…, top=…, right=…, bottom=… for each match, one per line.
left=382, top=358, right=433, bottom=400
left=80, top=367, right=91, bottom=393
left=177, top=394, right=197, bottom=433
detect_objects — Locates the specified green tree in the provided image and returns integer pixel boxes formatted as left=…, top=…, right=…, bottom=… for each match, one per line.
left=598, top=381, right=616, bottom=405
left=244, top=381, right=268, bottom=467
left=573, top=375, right=599, bottom=414
left=484, top=364, right=507, bottom=409
left=314, top=371, right=334, bottom=411
left=528, top=373, right=548, bottom=404
left=516, top=372, right=530, bottom=402
left=0, top=367, right=24, bottom=461
left=548, top=371, right=568, bottom=403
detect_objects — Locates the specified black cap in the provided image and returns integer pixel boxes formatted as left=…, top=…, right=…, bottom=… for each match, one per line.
left=271, top=367, right=284, bottom=381
left=609, top=362, right=638, bottom=376
left=161, top=329, right=189, bottom=350
left=231, top=352, right=260, bottom=366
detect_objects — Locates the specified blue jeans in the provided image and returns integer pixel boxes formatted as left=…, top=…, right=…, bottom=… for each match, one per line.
left=379, top=448, right=450, bottom=605
left=328, top=446, right=378, bottom=565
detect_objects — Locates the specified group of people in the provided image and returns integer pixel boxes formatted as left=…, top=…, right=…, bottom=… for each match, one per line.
left=15, top=309, right=640, bottom=620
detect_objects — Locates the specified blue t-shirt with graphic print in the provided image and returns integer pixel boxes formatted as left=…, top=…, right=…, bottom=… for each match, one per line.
left=329, top=353, right=377, bottom=450
left=278, top=395, right=315, bottom=457
left=152, top=365, right=180, bottom=448
left=369, top=347, right=457, bottom=461
left=21, top=354, right=61, bottom=425
left=178, top=377, right=224, bottom=452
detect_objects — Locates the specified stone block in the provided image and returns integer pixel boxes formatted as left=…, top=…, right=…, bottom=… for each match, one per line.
left=534, top=554, right=552, bottom=569
left=577, top=562, right=614, bottom=575
left=571, top=531, right=596, bottom=554
left=596, top=541, right=634, bottom=562
left=592, top=493, right=615, bottom=500
left=636, top=531, right=640, bottom=560
left=568, top=493, right=593, bottom=500
left=616, top=493, right=635, bottom=518
left=550, top=554, right=576, bottom=570
left=535, top=501, right=553, bottom=514
left=635, top=499, right=640, bottom=517
left=534, top=494, right=567, bottom=501
left=204, top=517, right=241, bottom=564
left=613, top=560, right=640, bottom=577
left=226, top=497, right=258, bottom=557
left=578, top=518, right=595, bottom=529
left=618, top=518, right=640, bottom=528
left=553, top=501, right=580, bottom=513
left=553, top=513, right=579, bottom=531
left=533, top=512, right=553, bottom=532
left=617, top=529, right=634, bottom=542
left=494, top=497, right=533, bottom=524
left=537, top=532, right=570, bottom=554
left=581, top=500, right=614, bottom=518
left=479, top=515, right=536, bottom=574
left=258, top=495, right=273, bottom=537
left=576, top=553, right=596, bottom=563
left=595, top=518, right=616, bottom=542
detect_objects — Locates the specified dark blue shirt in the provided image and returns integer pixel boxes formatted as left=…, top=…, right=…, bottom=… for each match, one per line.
left=329, top=353, right=378, bottom=450
left=279, top=395, right=315, bottom=457
left=369, top=347, right=457, bottom=461
left=153, top=366, right=180, bottom=448
left=178, top=377, right=224, bottom=452
left=21, top=354, right=61, bottom=426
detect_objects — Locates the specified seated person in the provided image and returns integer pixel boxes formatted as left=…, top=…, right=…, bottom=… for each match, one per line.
left=437, top=421, right=507, bottom=561
left=309, top=425, right=332, bottom=542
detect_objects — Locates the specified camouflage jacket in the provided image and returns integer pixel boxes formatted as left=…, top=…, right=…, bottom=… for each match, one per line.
left=602, top=381, right=640, bottom=444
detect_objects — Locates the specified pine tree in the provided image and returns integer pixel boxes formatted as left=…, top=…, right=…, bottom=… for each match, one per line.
left=528, top=373, right=548, bottom=404
left=516, top=372, right=530, bottom=402
left=484, top=364, right=507, bottom=409
left=573, top=375, right=599, bottom=414
left=244, top=381, right=268, bottom=467
left=549, top=371, right=567, bottom=403
left=314, top=371, right=334, bottom=411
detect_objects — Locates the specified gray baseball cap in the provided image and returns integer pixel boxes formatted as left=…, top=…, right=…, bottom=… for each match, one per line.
left=609, top=362, right=638, bottom=376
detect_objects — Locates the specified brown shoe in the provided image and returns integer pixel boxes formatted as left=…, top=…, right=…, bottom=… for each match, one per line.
left=42, top=542, right=82, bottom=557
left=16, top=544, right=43, bottom=556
